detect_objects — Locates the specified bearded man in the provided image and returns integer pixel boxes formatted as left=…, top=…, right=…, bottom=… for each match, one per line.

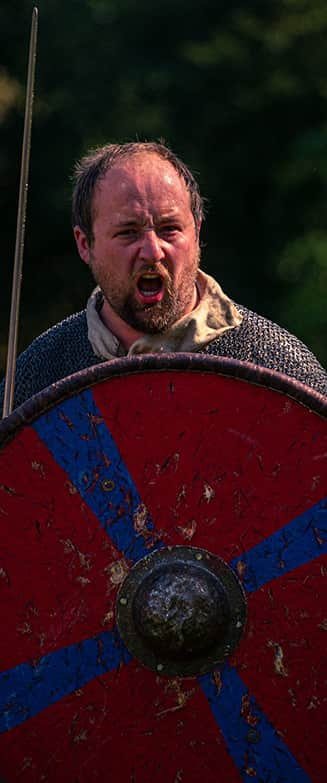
left=1, top=141, right=326, bottom=411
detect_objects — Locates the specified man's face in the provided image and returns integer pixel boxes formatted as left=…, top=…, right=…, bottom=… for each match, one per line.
left=74, top=153, right=200, bottom=333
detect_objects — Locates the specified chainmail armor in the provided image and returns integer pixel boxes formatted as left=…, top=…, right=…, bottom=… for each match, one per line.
left=1, top=303, right=326, bottom=411
left=203, top=304, right=327, bottom=395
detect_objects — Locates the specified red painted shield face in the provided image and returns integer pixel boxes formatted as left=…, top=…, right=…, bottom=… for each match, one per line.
left=0, top=355, right=326, bottom=783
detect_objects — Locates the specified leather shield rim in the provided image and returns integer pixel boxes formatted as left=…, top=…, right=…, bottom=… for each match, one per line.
left=0, top=353, right=326, bottom=448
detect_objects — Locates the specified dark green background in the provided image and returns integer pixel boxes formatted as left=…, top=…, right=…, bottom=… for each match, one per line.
left=1, top=0, right=326, bottom=376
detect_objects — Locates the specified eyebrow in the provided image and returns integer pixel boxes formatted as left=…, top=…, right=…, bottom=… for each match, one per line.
left=112, top=213, right=182, bottom=229
left=113, top=219, right=141, bottom=228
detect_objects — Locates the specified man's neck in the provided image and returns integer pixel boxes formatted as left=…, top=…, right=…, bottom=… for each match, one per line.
left=100, top=299, right=146, bottom=350
left=99, top=284, right=199, bottom=351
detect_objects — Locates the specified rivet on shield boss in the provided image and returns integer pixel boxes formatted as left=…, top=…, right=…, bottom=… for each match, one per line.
left=0, top=353, right=326, bottom=782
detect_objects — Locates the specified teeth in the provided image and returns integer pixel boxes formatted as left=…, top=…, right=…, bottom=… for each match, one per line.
left=137, top=272, right=162, bottom=298
left=142, top=291, right=159, bottom=297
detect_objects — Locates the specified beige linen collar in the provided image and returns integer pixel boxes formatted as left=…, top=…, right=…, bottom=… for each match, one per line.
left=86, top=270, right=242, bottom=360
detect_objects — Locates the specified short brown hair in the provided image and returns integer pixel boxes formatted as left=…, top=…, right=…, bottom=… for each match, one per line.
left=72, top=140, right=204, bottom=245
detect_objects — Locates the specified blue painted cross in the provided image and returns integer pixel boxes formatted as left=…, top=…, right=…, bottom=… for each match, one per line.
left=1, top=389, right=325, bottom=781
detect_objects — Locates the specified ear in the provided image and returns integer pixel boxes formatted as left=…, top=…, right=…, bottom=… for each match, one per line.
left=73, top=226, right=91, bottom=265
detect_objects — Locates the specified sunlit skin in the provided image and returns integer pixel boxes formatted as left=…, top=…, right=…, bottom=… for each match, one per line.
left=74, top=152, right=201, bottom=349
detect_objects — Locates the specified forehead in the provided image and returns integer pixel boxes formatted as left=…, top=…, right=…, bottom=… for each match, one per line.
left=93, top=153, right=192, bottom=219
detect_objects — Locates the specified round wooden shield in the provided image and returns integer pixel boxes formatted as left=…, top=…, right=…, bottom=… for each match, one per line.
left=0, top=355, right=326, bottom=783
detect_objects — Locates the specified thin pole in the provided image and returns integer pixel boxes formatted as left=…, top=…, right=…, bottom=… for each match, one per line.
left=2, top=7, right=38, bottom=418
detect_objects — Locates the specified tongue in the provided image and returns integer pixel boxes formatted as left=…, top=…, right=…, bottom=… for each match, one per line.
left=138, top=276, right=162, bottom=294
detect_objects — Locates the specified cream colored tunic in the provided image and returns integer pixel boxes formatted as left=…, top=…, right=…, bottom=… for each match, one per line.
left=86, top=270, right=242, bottom=360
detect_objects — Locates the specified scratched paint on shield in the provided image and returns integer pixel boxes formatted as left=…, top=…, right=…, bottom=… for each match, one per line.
left=0, top=370, right=326, bottom=783
left=33, top=388, right=162, bottom=562
left=200, top=665, right=311, bottom=783
left=1, top=494, right=325, bottom=742
left=0, top=629, right=131, bottom=734
left=231, top=496, right=327, bottom=591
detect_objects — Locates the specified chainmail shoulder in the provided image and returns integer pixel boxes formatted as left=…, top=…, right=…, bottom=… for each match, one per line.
left=203, top=304, right=327, bottom=395
left=0, top=310, right=103, bottom=411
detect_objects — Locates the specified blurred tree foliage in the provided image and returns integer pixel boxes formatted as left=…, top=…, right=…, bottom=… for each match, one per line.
left=0, top=0, right=326, bottom=375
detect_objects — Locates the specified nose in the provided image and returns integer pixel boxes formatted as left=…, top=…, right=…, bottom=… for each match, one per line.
left=139, top=229, right=164, bottom=263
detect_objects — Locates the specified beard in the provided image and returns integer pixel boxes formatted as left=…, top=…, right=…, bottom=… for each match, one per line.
left=91, top=254, right=200, bottom=334
left=112, top=276, right=194, bottom=333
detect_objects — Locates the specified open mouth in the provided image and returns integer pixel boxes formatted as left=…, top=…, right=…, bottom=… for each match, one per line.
left=136, top=273, right=164, bottom=302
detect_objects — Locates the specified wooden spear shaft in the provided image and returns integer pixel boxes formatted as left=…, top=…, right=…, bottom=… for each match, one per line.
left=2, top=7, right=38, bottom=418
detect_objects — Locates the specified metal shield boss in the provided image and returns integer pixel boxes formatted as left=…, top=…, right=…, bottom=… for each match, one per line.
left=0, top=355, right=326, bottom=783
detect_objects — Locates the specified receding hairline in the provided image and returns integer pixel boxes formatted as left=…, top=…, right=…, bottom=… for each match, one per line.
left=72, top=140, right=204, bottom=244
left=91, top=150, right=193, bottom=203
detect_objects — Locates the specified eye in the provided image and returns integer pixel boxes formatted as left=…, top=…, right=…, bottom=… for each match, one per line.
left=115, top=228, right=138, bottom=238
left=159, top=224, right=180, bottom=236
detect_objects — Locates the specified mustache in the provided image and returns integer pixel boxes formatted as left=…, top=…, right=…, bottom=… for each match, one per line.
left=132, top=264, right=170, bottom=281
